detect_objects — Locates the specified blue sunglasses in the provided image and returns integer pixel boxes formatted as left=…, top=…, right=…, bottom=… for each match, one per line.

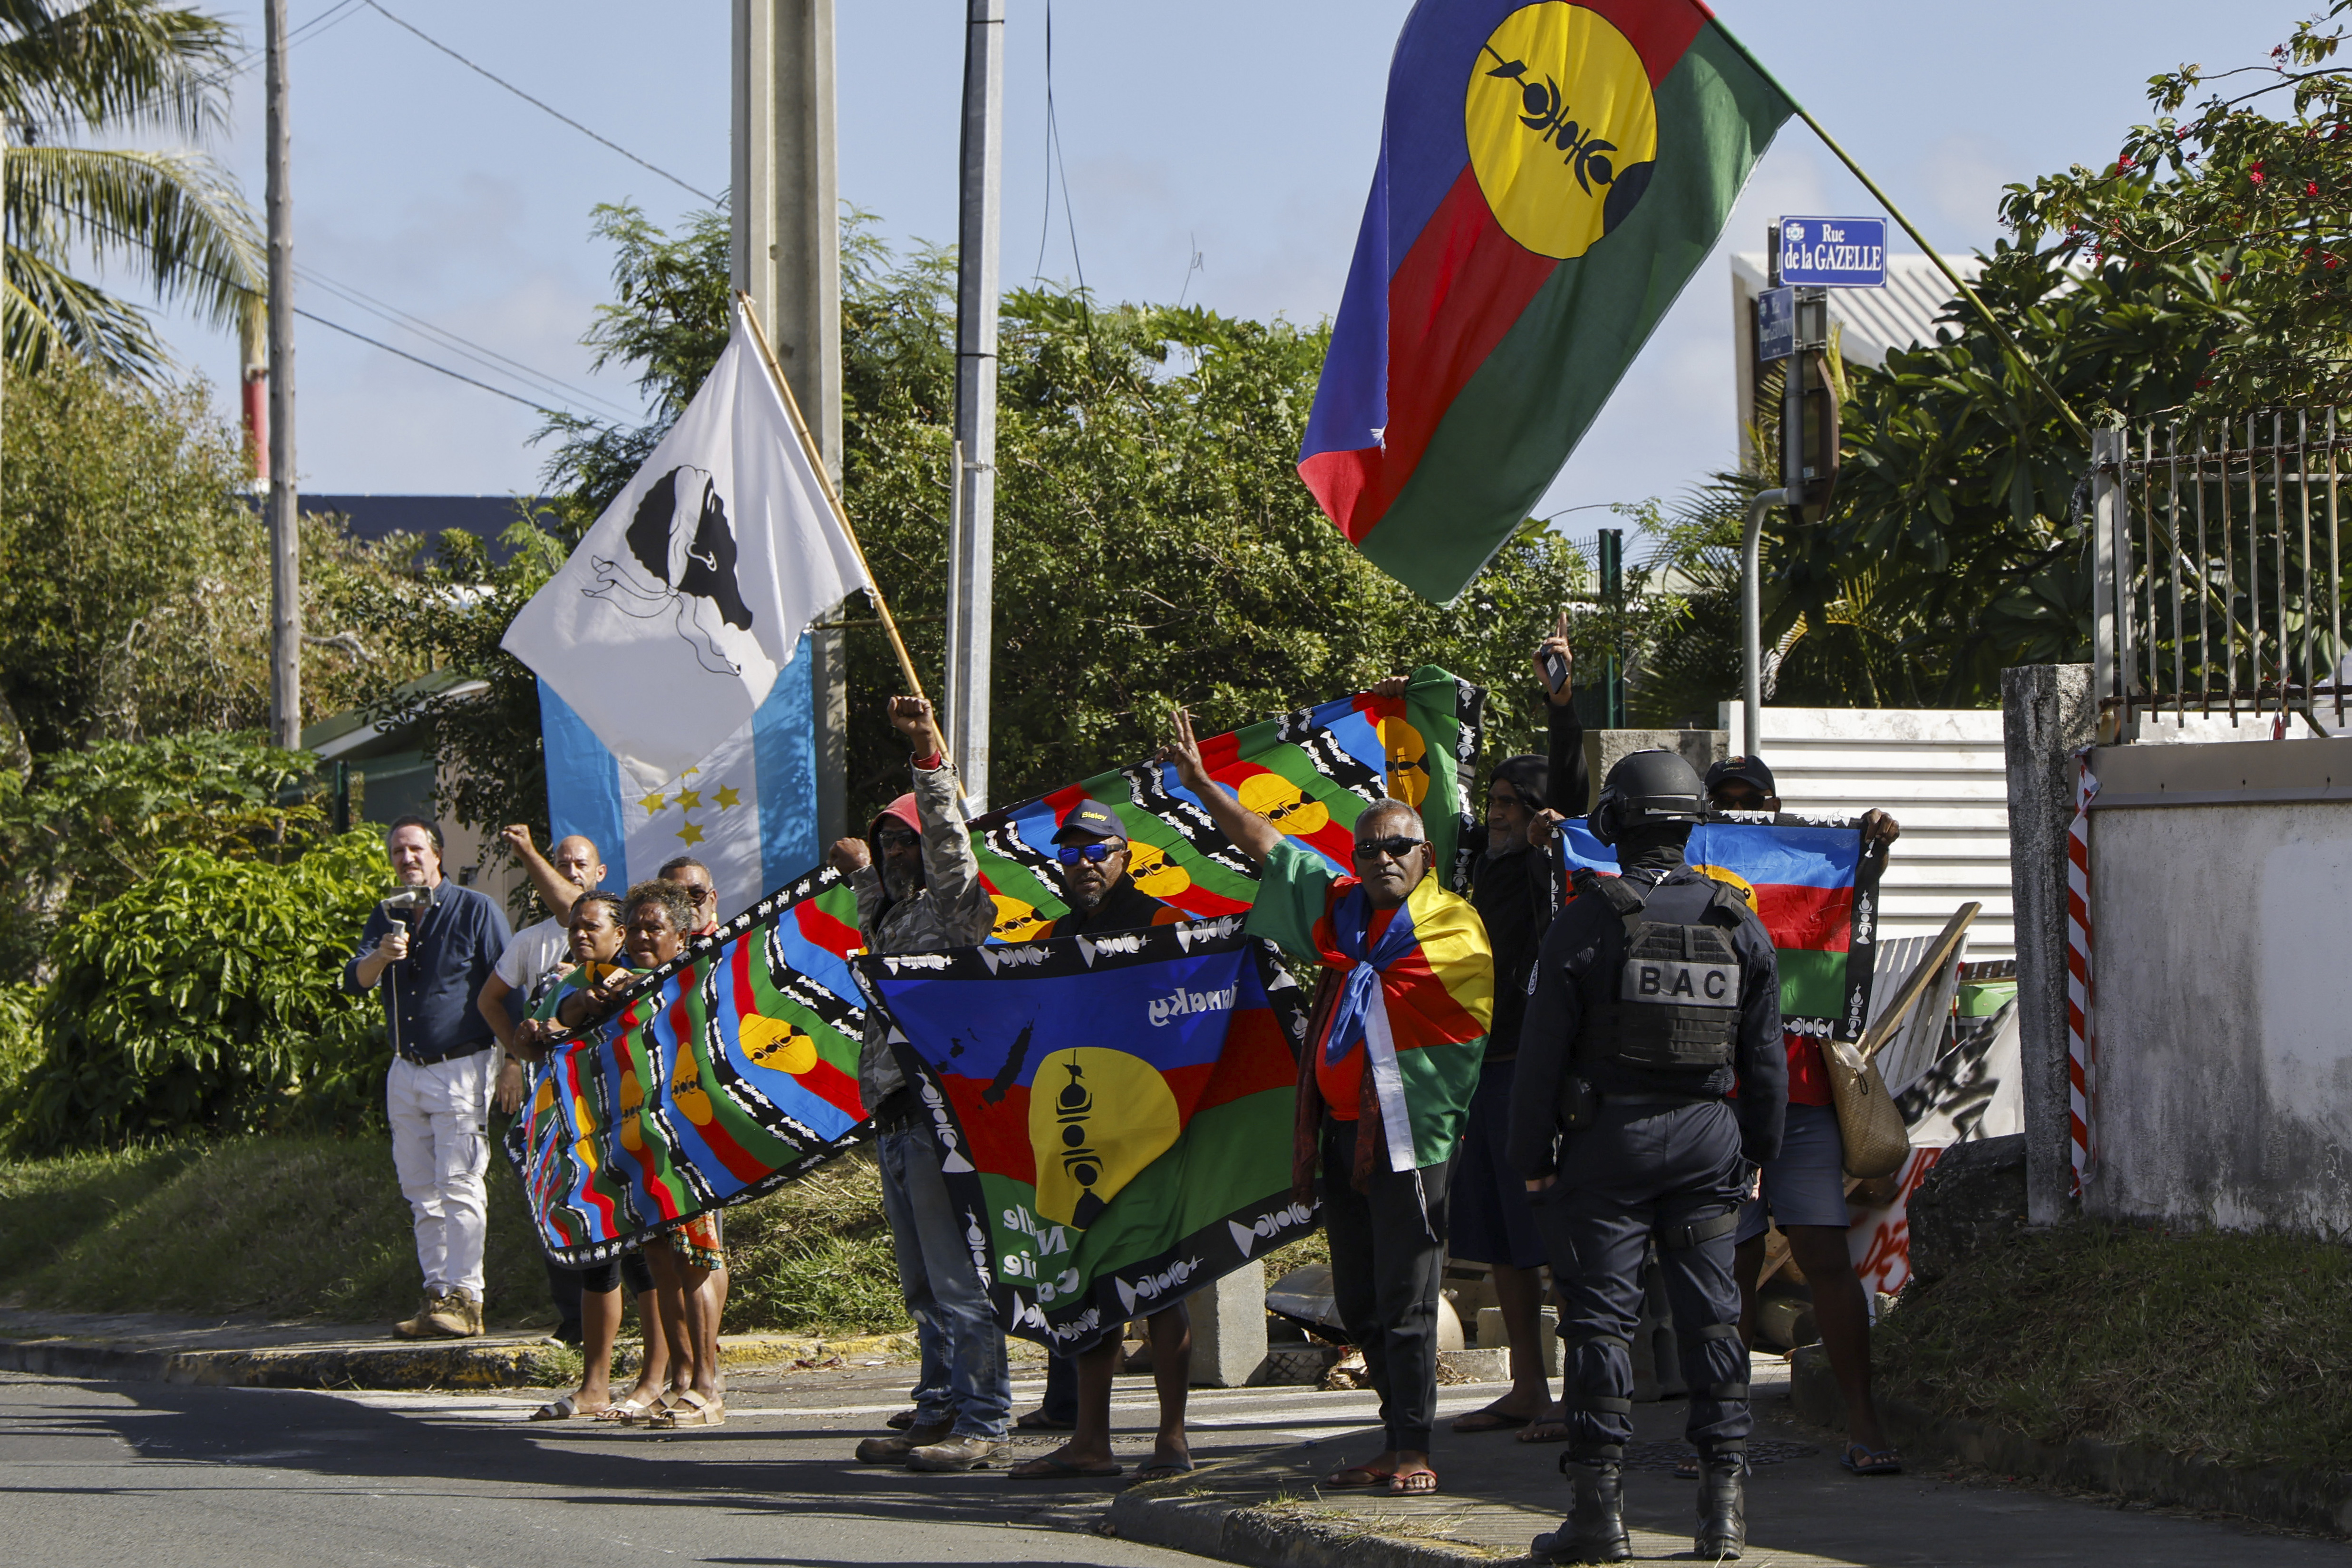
left=1056, top=841, right=1122, bottom=865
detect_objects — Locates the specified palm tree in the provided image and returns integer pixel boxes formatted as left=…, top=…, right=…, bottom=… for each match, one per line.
left=0, top=0, right=262, bottom=378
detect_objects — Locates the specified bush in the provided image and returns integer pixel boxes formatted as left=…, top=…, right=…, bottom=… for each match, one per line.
left=19, top=831, right=392, bottom=1151
left=0, top=980, right=40, bottom=1146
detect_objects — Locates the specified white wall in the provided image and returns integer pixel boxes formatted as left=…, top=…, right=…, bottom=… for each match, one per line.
left=2090, top=795, right=2352, bottom=1235
left=1721, top=705, right=2013, bottom=960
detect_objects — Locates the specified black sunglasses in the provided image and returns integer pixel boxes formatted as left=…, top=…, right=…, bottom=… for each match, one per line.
left=876, top=826, right=920, bottom=849
left=1352, top=836, right=1426, bottom=862
left=1057, top=841, right=1122, bottom=865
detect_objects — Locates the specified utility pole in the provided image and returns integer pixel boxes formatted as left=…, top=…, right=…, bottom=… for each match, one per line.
left=732, top=0, right=845, bottom=844
left=264, top=0, right=300, bottom=748
left=945, top=0, right=1004, bottom=809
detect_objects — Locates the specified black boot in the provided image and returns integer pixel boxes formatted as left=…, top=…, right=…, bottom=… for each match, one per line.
left=1695, top=1450, right=1747, bottom=1559
left=1533, top=1454, right=1630, bottom=1563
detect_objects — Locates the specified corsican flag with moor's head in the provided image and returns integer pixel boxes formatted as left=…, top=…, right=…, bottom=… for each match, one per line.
left=1300, top=0, right=1796, bottom=602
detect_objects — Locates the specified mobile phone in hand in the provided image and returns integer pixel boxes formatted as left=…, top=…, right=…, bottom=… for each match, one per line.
left=1540, top=648, right=1570, bottom=695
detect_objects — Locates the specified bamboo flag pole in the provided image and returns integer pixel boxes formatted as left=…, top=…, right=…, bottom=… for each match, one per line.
left=735, top=290, right=932, bottom=709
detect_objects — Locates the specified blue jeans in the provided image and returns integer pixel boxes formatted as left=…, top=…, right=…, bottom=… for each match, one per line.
left=876, top=1126, right=1010, bottom=1439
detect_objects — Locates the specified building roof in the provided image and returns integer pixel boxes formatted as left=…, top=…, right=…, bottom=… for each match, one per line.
left=1729, top=252, right=1985, bottom=368
left=249, top=493, right=553, bottom=564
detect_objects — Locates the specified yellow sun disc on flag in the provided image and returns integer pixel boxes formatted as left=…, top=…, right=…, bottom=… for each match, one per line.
left=1125, top=840, right=1194, bottom=900
left=1238, top=773, right=1332, bottom=837
left=1029, top=1047, right=1182, bottom=1230
left=1690, top=864, right=1758, bottom=909
left=739, top=1014, right=819, bottom=1075
left=1465, top=2, right=1659, bottom=260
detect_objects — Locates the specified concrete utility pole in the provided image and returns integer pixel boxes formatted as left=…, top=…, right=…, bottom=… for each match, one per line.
left=945, top=0, right=1003, bottom=809
left=263, top=0, right=300, bottom=748
left=732, top=0, right=846, bottom=845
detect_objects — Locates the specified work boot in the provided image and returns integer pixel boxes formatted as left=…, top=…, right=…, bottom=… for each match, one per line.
left=454, top=1295, right=485, bottom=1337
left=1532, top=1455, right=1630, bottom=1563
left=1695, top=1451, right=1748, bottom=1559
left=856, top=1421, right=951, bottom=1463
left=394, top=1290, right=457, bottom=1340
left=904, top=1432, right=1003, bottom=1471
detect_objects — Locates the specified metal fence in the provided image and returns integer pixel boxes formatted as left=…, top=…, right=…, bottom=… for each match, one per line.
left=2093, top=413, right=2351, bottom=735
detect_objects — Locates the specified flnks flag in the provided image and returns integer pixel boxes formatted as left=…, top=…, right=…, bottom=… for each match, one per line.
left=538, top=645, right=819, bottom=922
left=515, top=669, right=1483, bottom=1261
left=1555, top=815, right=1883, bottom=1042
left=1301, top=1, right=1795, bottom=601
left=502, top=298, right=871, bottom=789
left=860, top=921, right=1311, bottom=1353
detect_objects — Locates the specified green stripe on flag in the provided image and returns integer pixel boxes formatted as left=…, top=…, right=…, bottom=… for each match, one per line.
left=1777, top=948, right=1849, bottom=1022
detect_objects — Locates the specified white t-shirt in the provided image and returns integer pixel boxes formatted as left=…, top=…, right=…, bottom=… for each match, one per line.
left=494, top=917, right=572, bottom=1008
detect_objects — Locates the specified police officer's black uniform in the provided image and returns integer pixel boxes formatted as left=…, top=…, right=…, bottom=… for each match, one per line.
left=1507, top=750, right=1786, bottom=1563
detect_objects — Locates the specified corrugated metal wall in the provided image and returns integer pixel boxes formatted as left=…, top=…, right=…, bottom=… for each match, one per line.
left=1720, top=705, right=2013, bottom=961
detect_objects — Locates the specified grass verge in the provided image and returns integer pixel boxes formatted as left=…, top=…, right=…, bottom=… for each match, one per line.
left=1876, top=1219, right=2352, bottom=1473
left=0, top=1132, right=907, bottom=1336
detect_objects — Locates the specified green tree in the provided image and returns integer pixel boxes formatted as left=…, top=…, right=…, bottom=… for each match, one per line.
left=1, top=0, right=264, bottom=376
left=18, top=827, right=391, bottom=1151
left=372, top=203, right=1587, bottom=861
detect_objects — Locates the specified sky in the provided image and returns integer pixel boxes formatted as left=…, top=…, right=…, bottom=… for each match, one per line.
left=143, top=0, right=2321, bottom=552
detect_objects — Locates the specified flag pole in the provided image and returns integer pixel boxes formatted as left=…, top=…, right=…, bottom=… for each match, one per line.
left=735, top=290, right=932, bottom=709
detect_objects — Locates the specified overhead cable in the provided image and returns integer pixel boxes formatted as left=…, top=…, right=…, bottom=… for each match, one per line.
left=360, top=0, right=718, bottom=205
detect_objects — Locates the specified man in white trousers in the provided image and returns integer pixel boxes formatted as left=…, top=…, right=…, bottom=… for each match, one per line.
left=344, top=816, right=513, bottom=1339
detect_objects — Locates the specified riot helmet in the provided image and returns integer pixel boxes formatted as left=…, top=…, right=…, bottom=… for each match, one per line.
left=1588, top=748, right=1706, bottom=847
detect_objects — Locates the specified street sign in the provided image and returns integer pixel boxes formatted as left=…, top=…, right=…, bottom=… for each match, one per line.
left=1757, top=285, right=1793, bottom=361
left=1778, top=216, right=1887, bottom=288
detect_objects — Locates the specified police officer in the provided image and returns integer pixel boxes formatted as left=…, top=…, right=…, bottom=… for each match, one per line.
left=1508, top=751, right=1786, bottom=1562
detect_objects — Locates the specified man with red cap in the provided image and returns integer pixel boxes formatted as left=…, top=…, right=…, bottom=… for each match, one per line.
left=829, top=696, right=1009, bottom=1473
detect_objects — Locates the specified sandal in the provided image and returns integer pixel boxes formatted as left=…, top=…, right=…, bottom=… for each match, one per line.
left=530, top=1394, right=608, bottom=1421
left=1840, top=1442, right=1903, bottom=1476
left=1451, top=1403, right=1532, bottom=1433
left=1014, top=1407, right=1076, bottom=1432
left=594, top=1396, right=655, bottom=1424
left=1009, top=1454, right=1124, bottom=1480
left=1516, top=1417, right=1571, bottom=1444
left=1132, top=1455, right=1196, bottom=1483
left=651, top=1389, right=726, bottom=1428
left=1326, top=1465, right=1391, bottom=1488
left=1387, top=1468, right=1439, bottom=1495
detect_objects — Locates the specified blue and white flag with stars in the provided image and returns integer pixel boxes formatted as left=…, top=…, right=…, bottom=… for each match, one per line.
left=538, top=634, right=819, bottom=921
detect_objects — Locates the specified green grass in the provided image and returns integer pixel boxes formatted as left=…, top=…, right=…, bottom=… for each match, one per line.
left=0, top=1133, right=908, bottom=1336
left=1877, top=1220, right=2352, bottom=1473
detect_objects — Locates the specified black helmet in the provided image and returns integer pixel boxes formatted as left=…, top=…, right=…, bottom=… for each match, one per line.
left=1589, top=749, right=1705, bottom=847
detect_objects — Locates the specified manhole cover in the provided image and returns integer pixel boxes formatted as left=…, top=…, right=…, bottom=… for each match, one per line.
left=1621, top=1437, right=1818, bottom=1472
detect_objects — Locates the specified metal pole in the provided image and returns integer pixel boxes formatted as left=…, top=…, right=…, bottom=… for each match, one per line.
left=1597, top=528, right=1624, bottom=727
left=2091, top=429, right=2120, bottom=741
left=1740, top=487, right=1792, bottom=757
left=946, top=0, right=1003, bottom=809
left=264, top=0, right=300, bottom=748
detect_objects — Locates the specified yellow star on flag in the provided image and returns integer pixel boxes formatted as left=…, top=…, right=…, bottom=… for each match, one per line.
left=677, top=822, right=705, bottom=846
left=676, top=789, right=702, bottom=811
left=714, top=784, right=741, bottom=809
left=639, top=792, right=667, bottom=813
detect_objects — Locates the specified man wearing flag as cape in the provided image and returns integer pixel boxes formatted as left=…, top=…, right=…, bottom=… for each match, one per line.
left=1163, top=707, right=1493, bottom=1499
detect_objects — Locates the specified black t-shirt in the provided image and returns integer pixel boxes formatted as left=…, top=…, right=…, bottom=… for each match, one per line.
left=1050, top=874, right=1166, bottom=939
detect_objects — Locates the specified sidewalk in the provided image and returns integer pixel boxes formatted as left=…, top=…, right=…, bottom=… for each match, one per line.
left=0, top=1307, right=916, bottom=1390
left=1106, top=1360, right=2348, bottom=1567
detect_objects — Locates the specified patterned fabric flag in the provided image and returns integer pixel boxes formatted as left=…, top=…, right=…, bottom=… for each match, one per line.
left=861, top=921, right=1311, bottom=1353
left=1554, top=814, right=1884, bottom=1042
left=515, top=667, right=1488, bottom=1260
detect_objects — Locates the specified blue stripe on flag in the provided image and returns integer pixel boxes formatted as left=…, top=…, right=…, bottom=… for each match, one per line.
left=540, top=677, right=628, bottom=894
left=753, top=631, right=820, bottom=898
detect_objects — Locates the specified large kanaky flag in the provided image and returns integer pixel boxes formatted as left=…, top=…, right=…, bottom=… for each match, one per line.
left=1301, top=0, right=1795, bottom=602
left=502, top=298, right=870, bottom=790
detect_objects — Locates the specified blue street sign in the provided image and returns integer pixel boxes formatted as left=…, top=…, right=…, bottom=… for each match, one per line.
left=1757, top=285, right=1794, bottom=362
left=1779, top=216, right=1887, bottom=288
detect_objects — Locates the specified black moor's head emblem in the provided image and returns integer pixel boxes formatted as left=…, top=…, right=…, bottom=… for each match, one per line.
left=584, top=465, right=758, bottom=677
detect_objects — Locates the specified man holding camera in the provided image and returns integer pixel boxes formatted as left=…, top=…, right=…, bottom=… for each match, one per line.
left=343, top=815, right=514, bottom=1340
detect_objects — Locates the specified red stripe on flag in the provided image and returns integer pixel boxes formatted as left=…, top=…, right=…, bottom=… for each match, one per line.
left=794, top=901, right=863, bottom=960
left=937, top=1075, right=1037, bottom=1185
left=1751, top=883, right=1853, bottom=954
left=1577, top=0, right=1711, bottom=85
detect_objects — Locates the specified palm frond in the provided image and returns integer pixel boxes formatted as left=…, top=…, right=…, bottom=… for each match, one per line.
left=8, top=143, right=261, bottom=333
left=3, top=242, right=165, bottom=373
left=0, top=0, right=235, bottom=145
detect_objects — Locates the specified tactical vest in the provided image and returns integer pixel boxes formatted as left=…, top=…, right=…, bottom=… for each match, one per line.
left=1575, top=870, right=1747, bottom=1075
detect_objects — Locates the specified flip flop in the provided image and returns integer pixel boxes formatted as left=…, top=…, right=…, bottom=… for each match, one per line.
left=651, top=1390, right=726, bottom=1428
left=1841, top=1442, right=1904, bottom=1476
left=1326, top=1465, right=1391, bottom=1488
left=1015, top=1408, right=1077, bottom=1432
left=1451, top=1404, right=1533, bottom=1433
left=1132, top=1457, right=1196, bottom=1483
left=1386, top=1468, right=1439, bottom=1496
left=1516, top=1418, right=1571, bottom=1444
left=1009, top=1454, right=1124, bottom=1480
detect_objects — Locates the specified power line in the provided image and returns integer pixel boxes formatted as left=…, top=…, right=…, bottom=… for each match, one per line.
left=202, top=0, right=368, bottom=88
left=360, top=0, right=717, bottom=205
left=294, top=305, right=564, bottom=415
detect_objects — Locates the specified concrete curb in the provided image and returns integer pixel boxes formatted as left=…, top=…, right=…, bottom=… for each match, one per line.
left=0, top=1327, right=918, bottom=1392
left=1105, top=1480, right=1516, bottom=1568
left=1791, top=1345, right=2352, bottom=1538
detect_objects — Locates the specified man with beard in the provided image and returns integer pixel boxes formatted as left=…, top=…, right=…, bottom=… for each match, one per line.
left=832, top=696, right=1009, bottom=1473
left=1011, top=801, right=1192, bottom=1482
